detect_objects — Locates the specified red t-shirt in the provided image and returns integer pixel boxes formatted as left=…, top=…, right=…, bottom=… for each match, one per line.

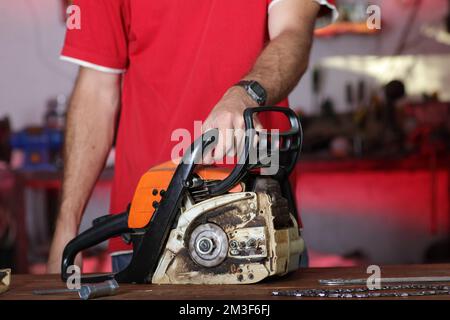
left=61, top=0, right=337, bottom=253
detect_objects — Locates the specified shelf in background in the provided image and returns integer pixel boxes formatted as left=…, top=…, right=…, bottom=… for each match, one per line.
left=315, top=22, right=380, bottom=37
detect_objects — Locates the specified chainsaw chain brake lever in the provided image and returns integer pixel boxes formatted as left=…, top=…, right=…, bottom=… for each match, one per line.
left=207, top=106, right=303, bottom=196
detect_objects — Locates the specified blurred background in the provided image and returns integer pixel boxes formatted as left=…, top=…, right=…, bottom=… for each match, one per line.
left=0, top=0, right=449, bottom=274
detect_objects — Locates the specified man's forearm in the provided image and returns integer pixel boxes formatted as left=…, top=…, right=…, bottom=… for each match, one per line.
left=47, top=68, right=121, bottom=273
left=243, top=3, right=319, bottom=105
left=56, top=69, right=120, bottom=232
left=243, top=31, right=313, bottom=105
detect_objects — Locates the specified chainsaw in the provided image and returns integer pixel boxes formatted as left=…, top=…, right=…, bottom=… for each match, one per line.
left=61, top=106, right=304, bottom=284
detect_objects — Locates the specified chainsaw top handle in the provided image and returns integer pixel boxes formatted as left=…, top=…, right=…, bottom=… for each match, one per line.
left=208, top=106, right=302, bottom=196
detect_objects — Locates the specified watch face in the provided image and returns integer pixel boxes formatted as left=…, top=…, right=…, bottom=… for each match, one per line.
left=249, top=82, right=267, bottom=103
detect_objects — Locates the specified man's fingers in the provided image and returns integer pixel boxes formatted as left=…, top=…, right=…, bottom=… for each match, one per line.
left=253, top=115, right=263, bottom=148
left=233, top=117, right=246, bottom=160
left=233, top=128, right=245, bottom=160
left=254, top=115, right=263, bottom=131
left=201, top=122, right=215, bottom=164
left=224, top=128, right=236, bottom=159
left=202, top=112, right=262, bottom=165
left=212, top=129, right=226, bottom=162
left=202, top=118, right=233, bottom=164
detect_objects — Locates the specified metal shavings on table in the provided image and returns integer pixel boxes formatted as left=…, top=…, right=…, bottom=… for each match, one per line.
left=272, top=284, right=450, bottom=298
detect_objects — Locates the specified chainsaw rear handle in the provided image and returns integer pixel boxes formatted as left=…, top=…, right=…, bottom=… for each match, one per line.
left=61, top=211, right=130, bottom=282
left=208, top=106, right=302, bottom=196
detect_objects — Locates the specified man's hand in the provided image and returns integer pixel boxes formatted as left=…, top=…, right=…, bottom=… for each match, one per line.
left=47, top=218, right=81, bottom=273
left=202, top=86, right=262, bottom=164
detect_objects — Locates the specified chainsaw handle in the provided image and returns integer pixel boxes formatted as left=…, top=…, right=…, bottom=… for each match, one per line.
left=61, top=212, right=130, bottom=282
left=250, top=106, right=303, bottom=174
left=208, top=106, right=302, bottom=196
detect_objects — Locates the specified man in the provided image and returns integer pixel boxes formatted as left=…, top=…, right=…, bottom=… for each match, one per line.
left=47, top=0, right=337, bottom=273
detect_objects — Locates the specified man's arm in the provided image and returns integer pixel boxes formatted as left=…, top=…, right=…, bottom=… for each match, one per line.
left=245, top=0, right=319, bottom=105
left=47, top=67, right=121, bottom=273
left=203, top=0, right=320, bottom=161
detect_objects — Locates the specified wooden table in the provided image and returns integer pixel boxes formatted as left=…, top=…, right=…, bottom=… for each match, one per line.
left=2, top=264, right=450, bottom=300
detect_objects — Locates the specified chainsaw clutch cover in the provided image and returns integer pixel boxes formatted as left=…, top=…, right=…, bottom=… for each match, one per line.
left=152, top=178, right=304, bottom=284
left=188, top=223, right=228, bottom=267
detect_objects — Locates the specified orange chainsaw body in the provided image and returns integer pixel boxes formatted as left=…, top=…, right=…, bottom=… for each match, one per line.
left=128, top=160, right=242, bottom=229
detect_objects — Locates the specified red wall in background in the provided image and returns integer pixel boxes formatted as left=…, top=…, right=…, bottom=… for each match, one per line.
left=296, top=162, right=449, bottom=264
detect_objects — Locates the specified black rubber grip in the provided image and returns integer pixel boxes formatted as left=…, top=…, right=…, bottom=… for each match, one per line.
left=61, top=212, right=130, bottom=282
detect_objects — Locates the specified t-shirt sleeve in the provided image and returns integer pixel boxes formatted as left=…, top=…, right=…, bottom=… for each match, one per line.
left=60, top=0, right=128, bottom=74
left=268, top=0, right=339, bottom=29
left=313, top=0, right=339, bottom=28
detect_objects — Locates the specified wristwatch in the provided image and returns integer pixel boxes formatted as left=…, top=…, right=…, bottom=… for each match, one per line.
left=235, top=80, right=267, bottom=106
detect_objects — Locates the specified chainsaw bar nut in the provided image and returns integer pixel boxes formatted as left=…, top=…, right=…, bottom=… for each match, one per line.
left=197, top=237, right=215, bottom=255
